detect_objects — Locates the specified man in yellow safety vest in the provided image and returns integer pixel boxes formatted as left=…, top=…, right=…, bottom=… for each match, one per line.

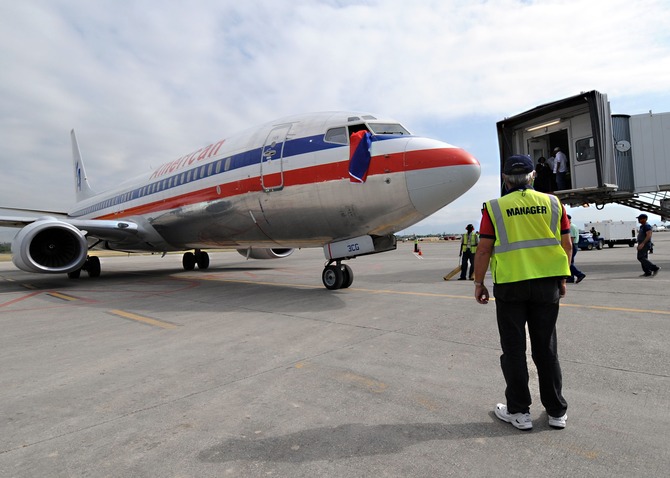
left=458, top=224, right=479, bottom=280
left=472, top=154, right=572, bottom=431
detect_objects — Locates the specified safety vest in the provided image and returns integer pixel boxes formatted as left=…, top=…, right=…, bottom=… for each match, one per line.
left=461, top=232, right=478, bottom=253
left=484, top=189, right=570, bottom=284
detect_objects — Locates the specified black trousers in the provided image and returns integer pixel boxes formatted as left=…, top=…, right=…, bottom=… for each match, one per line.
left=637, top=243, right=658, bottom=274
left=493, top=278, right=568, bottom=417
left=460, top=249, right=474, bottom=279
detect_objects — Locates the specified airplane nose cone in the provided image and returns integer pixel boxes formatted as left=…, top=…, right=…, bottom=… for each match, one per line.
left=404, top=138, right=481, bottom=217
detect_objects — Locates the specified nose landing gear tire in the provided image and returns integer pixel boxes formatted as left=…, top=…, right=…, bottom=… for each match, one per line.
left=340, top=264, right=353, bottom=289
left=322, top=265, right=344, bottom=290
left=322, top=263, right=354, bottom=290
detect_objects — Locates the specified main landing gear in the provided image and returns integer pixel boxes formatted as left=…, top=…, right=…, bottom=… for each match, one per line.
left=67, top=255, right=101, bottom=279
left=321, top=260, right=354, bottom=290
left=67, top=250, right=210, bottom=278
left=182, top=249, right=210, bottom=271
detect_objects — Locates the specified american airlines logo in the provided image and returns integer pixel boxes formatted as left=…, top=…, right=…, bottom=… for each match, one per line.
left=150, top=139, right=226, bottom=180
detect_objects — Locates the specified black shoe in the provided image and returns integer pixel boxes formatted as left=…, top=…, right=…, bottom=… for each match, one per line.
left=640, top=273, right=652, bottom=277
left=652, top=267, right=661, bottom=276
left=576, top=275, right=586, bottom=284
left=457, top=277, right=466, bottom=280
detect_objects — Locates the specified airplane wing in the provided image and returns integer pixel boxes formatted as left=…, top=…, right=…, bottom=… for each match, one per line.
left=0, top=216, right=44, bottom=228
left=0, top=207, right=68, bottom=227
left=1, top=215, right=139, bottom=239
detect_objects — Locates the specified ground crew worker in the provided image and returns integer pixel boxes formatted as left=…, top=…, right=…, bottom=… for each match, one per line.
left=458, top=224, right=478, bottom=280
left=636, top=213, right=660, bottom=277
left=567, top=215, right=586, bottom=283
left=472, top=154, right=572, bottom=431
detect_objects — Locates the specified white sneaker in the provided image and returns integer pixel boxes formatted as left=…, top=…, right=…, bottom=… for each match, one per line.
left=548, top=413, right=567, bottom=429
left=494, top=403, right=532, bottom=430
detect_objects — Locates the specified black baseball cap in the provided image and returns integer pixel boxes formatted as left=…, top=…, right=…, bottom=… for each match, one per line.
left=637, top=214, right=648, bottom=219
left=503, top=155, right=534, bottom=175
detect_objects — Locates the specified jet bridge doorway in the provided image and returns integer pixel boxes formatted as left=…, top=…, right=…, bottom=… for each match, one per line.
left=260, top=124, right=291, bottom=192
left=527, top=130, right=570, bottom=190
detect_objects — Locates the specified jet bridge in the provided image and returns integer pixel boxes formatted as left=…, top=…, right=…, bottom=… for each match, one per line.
left=496, top=90, right=670, bottom=219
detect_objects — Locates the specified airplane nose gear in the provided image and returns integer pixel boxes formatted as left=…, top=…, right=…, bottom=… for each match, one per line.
left=322, top=261, right=353, bottom=290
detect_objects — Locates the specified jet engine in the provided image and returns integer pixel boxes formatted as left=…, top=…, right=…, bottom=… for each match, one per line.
left=236, top=247, right=294, bottom=260
left=11, top=218, right=88, bottom=274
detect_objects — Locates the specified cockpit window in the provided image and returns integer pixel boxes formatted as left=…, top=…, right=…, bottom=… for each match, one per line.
left=368, top=123, right=410, bottom=135
left=325, top=122, right=409, bottom=144
left=324, top=127, right=348, bottom=144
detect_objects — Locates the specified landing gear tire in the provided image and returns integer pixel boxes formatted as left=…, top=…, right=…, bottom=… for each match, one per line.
left=322, top=265, right=344, bottom=290
left=183, top=252, right=196, bottom=271
left=340, top=264, right=354, bottom=289
left=196, top=251, right=210, bottom=269
left=67, top=268, right=82, bottom=279
left=85, top=256, right=101, bottom=278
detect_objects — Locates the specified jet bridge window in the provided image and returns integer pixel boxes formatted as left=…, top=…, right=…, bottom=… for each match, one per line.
left=575, top=137, right=595, bottom=162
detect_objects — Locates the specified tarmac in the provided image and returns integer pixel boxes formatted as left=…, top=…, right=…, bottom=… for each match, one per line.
left=1, top=234, right=669, bottom=477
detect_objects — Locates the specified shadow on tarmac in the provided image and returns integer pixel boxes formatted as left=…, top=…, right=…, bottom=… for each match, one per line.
left=199, top=420, right=540, bottom=463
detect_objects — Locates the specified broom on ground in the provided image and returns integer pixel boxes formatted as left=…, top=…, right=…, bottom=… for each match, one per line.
left=443, top=258, right=462, bottom=281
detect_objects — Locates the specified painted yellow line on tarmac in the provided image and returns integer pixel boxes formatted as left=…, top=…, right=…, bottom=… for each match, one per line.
left=195, top=276, right=670, bottom=317
left=560, top=302, right=670, bottom=315
left=109, top=309, right=178, bottom=329
left=47, top=292, right=79, bottom=301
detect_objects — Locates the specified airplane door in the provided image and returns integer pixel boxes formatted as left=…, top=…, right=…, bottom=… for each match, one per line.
left=260, top=124, right=291, bottom=192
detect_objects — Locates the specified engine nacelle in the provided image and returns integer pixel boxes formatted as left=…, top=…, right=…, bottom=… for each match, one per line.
left=11, top=218, right=88, bottom=274
left=236, top=247, right=294, bottom=260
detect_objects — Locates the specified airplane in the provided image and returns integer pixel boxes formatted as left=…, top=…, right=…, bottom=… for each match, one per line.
left=0, top=112, right=481, bottom=289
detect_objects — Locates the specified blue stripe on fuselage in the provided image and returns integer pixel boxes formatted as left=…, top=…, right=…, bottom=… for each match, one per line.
left=69, top=134, right=402, bottom=217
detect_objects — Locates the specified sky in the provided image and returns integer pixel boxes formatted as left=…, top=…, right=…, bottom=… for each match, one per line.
left=2, top=0, right=670, bottom=243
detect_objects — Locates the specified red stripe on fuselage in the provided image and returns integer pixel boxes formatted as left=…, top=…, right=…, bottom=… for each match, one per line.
left=94, top=147, right=474, bottom=220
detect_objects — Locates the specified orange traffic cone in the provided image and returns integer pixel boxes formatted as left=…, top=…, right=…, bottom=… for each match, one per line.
left=418, top=248, right=422, bottom=256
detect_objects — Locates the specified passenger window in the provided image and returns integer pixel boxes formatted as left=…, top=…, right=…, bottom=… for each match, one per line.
left=324, top=127, right=348, bottom=144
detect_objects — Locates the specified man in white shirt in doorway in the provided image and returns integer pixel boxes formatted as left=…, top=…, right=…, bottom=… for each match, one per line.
left=553, top=147, right=569, bottom=190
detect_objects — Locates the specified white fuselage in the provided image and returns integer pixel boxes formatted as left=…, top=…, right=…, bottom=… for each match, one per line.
left=69, top=112, right=481, bottom=252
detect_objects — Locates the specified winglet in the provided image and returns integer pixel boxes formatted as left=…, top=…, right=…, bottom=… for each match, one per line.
left=71, top=129, right=96, bottom=203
